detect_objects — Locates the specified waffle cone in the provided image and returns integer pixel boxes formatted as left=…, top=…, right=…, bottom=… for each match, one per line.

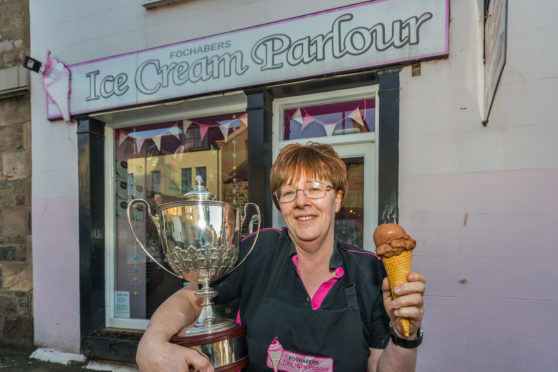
left=382, top=249, right=413, bottom=336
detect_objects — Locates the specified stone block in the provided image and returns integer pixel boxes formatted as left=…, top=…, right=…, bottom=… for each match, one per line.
left=0, top=180, right=28, bottom=207
left=22, top=120, right=30, bottom=149
left=0, top=314, right=33, bottom=347
left=1, top=264, right=31, bottom=291
left=0, top=65, right=28, bottom=95
left=5, top=237, right=25, bottom=245
left=0, top=208, right=28, bottom=235
left=15, top=246, right=26, bottom=261
left=0, top=95, right=30, bottom=126
left=0, top=0, right=29, bottom=42
left=0, top=246, right=15, bottom=261
left=1, top=151, right=29, bottom=180
left=0, top=126, right=23, bottom=152
left=2, top=49, right=26, bottom=67
left=0, top=293, right=17, bottom=313
left=0, top=40, right=13, bottom=54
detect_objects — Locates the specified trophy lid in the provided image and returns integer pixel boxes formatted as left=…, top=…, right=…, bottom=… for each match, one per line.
left=184, top=175, right=217, bottom=201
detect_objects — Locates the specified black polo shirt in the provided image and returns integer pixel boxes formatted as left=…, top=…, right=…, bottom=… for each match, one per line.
left=214, top=228, right=390, bottom=349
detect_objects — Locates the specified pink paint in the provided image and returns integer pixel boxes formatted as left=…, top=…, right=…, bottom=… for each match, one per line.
left=33, top=197, right=81, bottom=352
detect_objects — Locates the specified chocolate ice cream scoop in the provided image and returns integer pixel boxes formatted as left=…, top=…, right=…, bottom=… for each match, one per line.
left=373, top=223, right=416, bottom=258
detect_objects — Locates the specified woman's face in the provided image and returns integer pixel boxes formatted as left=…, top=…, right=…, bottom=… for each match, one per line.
left=279, top=174, right=343, bottom=249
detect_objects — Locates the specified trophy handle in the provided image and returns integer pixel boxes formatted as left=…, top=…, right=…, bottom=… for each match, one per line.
left=231, top=202, right=261, bottom=272
left=127, top=198, right=181, bottom=278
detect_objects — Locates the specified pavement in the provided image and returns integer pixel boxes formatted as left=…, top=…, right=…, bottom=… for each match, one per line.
left=0, top=345, right=138, bottom=372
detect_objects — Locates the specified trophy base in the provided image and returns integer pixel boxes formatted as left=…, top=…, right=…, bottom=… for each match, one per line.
left=170, top=324, right=248, bottom=371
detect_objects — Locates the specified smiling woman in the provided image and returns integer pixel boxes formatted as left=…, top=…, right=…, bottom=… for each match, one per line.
left=136, top=142, right=426, bottom=372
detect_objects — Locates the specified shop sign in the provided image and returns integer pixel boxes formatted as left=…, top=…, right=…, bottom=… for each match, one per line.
left=47, top=0, right=449, bottom=120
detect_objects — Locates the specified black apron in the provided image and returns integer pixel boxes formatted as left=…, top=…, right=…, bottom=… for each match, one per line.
left=244, top=236, right=370, bottom=371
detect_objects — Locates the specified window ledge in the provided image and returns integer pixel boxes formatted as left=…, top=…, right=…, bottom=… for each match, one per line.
left=82, top=328, right=143, bottom=363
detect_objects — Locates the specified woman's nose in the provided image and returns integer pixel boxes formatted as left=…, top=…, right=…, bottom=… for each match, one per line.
left=294, top=189, right=309, bottom=206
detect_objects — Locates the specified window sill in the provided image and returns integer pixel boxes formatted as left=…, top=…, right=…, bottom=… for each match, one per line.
left=82, top=328, right=143, bottom=363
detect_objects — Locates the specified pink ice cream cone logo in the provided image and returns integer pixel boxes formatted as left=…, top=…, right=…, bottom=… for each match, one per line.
left=43, top=50, right=71, bottom=122
left=267, top=337, right=284, bottom=372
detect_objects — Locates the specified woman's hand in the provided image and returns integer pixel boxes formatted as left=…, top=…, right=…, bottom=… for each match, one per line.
left=135, top=283, right=209, bottom=371
left=382, top=271, right=426, bottom=339
left=136, top=335, right=213, bottom=372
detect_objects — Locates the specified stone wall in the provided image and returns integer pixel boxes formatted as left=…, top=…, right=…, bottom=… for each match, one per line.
left=0, top=0, right=33, bottom=346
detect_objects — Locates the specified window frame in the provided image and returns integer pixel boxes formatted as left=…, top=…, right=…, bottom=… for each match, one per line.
left=271, top=86, right=379, bottom=251
left=103, top=93, right=247, bottom=330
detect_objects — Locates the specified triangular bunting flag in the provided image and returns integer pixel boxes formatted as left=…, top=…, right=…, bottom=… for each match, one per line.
left=118, top=131, right=128, bottom=147
left=183, top=120, right=193, bottom=135
left=300, top=111, right=315, bottom=131
left=291, top=108, right=304, bottom=125
left=153, top=135, right=162, bottom=152
left=170, top=125, right=181, bottom=140
left=323, top=123, right=337, bottom=137
left=348, top=107, right=365, bottom=127
left=136, top=138, right=146, bottom=154
left=218, top=120, right=236, bottom=139
left=199, top=124, right=210, bottom=142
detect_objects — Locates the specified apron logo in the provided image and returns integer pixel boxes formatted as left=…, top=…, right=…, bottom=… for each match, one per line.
left=266, top=337, right=334, bottom=372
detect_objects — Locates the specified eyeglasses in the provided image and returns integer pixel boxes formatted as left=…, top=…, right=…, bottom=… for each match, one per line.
left=273, top=181, right=334, bottom=203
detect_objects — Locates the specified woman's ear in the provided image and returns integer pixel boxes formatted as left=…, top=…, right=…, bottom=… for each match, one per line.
left=335, top=190, right=343, bottom=213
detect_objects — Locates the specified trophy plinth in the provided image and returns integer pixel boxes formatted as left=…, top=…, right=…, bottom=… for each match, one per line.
left=170, top=325, right=249, bottom=371
left=127, top=176, right=260, bottom=370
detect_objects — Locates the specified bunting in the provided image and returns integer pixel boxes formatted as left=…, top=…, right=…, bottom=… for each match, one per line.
left=287, top=106, right=368, bottom=137
left=182, top=114, right=246, bottom=142
left=119, top=125, right=182, bottom=152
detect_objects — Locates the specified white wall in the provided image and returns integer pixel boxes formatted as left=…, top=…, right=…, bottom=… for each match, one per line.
left=400, top=1, right=558, bottom=370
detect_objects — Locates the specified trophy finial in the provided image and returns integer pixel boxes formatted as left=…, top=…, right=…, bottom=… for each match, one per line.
left=184, top=175, right=216, bottom=201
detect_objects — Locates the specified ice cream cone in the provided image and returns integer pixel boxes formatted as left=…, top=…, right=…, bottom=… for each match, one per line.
left=382, top=249, right=413, bottom=336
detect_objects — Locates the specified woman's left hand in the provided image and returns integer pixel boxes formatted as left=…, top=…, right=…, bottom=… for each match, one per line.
left=382, top=271, right=426, bottom=339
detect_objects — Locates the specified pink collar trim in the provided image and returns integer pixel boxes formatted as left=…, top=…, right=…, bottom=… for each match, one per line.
left=292, top=255, right=344, bottom=310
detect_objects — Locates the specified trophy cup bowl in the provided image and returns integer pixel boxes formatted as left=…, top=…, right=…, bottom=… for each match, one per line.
left=127, top=177, right=260, bottom=371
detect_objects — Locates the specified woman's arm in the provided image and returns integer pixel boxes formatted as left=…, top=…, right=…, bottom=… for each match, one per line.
left=368, top=272, right=425, bottom=372
left=368, top=342, right=418, bottom=372
left=136, top=282, right=214, bottom=372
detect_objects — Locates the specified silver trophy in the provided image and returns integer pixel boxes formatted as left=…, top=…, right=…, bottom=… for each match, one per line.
left=127, top=176, right=260, bottom=371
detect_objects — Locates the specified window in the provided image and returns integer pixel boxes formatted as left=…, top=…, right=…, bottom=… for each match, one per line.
left=181, top=168, right=192, bottom=193
left=282, top=99, right=374, bottom=141
left=107, top=107, right=249, bottom=328
left=151, top=171, right=161, bottom=196
left=195, top=167, right=207, bottom=185
left=272, top=86, right=378, bottom=250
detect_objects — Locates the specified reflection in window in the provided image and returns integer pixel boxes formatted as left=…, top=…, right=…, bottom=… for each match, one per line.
left=335, top=157, right=364, bottom=249
left=181, top=168, right=192, bottom=193
left=113, top=112, right=248, bottom=320
left=283, top=99, right=375, bottom=140
left=151, top=171, right=161, bottom=196
left=195, top=167, right=207, bottom=185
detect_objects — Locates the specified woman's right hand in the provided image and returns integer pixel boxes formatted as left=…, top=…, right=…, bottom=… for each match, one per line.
left=135, top=283, right=210, bottom=371
left=136, top=336, right=214, bottom=372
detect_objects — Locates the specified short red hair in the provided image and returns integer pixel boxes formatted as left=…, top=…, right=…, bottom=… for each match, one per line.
left=270, top=143, right=347, bottom=209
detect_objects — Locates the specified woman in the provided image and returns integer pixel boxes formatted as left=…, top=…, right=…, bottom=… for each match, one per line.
left=136, top=143, right=426, bottom=372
